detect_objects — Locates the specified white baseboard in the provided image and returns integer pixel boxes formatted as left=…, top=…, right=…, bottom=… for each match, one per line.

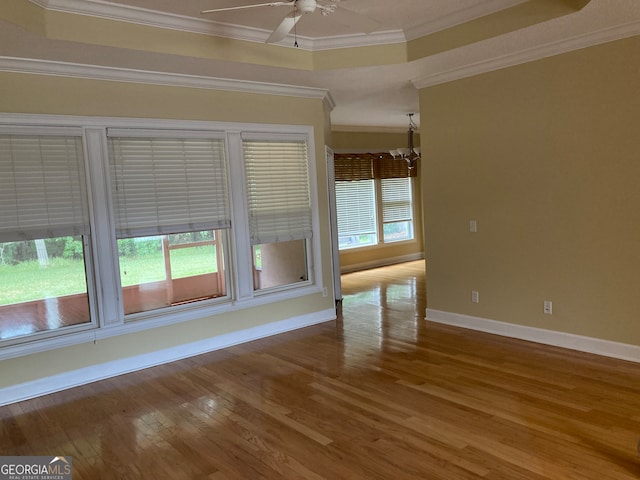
left=0, top=309, right=335, bottom=407
left=340, top=252, right=424, bottom=274
left=426, top=309, right=640, bottom=364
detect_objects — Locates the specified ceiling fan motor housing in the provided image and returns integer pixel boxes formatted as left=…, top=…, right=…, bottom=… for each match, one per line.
left=296, top=0, right=317, bottom=14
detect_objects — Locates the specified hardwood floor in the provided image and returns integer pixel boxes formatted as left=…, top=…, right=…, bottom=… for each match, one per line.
left=2, top=260, right=640, bottom=479
left=0, top=294, right=90, bottom=340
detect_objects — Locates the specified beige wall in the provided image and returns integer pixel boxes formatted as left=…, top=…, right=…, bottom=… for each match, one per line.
left=331, top=130, right=424, bottom=272
left=420, top=36, right=640, bottom=345
left=0, top=73, right=324, bottom=125
left=408, top=0, right=590, bottom=61
left=332, top=131, right=420, bottom=153
left=0, top=72, right=335, bottom=389
left=259, top=240, right=307, bottom=289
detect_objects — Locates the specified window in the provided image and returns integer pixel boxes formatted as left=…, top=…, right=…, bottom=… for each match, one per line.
left=0, top=115, right=322, bottom=352
left=0, top=131, right=93, bottom=341
left=108, top=132, right=231, bottom=315
left=382, top=177, right=414, bottom=243
left=335, top=153, right=415, bottom=250
left=243, top=138, right=312, bottom=290
left=336, top=179, right=377, bottom=249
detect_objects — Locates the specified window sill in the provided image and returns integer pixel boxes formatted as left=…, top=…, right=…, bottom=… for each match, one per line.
left=0, top=284, right=325, bottom=361
left=339, top=237, right=418, bottom=253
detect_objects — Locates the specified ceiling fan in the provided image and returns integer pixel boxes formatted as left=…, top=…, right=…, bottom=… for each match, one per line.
left=201, top=0, right=356, bottom=44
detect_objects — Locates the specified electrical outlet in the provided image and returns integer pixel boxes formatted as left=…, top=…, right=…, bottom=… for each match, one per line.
left=543, top=300, right=553, bottom=315
left=471, top=290, right=479, bottom=304
left=470, top=220, right=478, bottom=233
left=322, top=287, right=328, bottom=297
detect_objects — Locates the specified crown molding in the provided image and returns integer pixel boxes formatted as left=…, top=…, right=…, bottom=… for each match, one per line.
left=30, top=0, right=270, bottom=43
left=415, top=18, right=640, bottom=89
left=28, top=0, right=530, bottom=50
left=27, top=0, right=406, bottom=51
left=0, top=56, right=335, bottom=109
left=25, top=0, right=640, bottom=90
left=404, top=0, right=527, bottom=41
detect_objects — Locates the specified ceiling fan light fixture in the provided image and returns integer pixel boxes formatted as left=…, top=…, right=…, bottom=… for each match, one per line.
left=297, top=0, right=318, bottom=14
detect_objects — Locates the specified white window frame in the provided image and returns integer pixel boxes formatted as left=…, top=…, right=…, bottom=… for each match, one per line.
left=240, top=132, right=319, bottom=295
left=336, top=174, right=416, bottom=251
left=229, top=130, right=322, bottom=302
left=0, top=125, right=100, bottom=346
left=380, top=176, right=414, bottom=244
left=335, top=179, right=378, bottom=250
left=105, top=129, right=233, bottom=322
left=0, top=114, right=323, bottom=361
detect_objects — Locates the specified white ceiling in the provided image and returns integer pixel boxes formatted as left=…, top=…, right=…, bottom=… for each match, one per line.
left=20, top=0, right=640, bottom=129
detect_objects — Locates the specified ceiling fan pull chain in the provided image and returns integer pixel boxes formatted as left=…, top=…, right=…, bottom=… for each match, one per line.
left=293, top=3, right=299, bottom=47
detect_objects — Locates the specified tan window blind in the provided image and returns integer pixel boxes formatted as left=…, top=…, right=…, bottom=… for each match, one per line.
left=108, top=133, right=230, bottom=238
left=243, top=139, right=312, bottom=245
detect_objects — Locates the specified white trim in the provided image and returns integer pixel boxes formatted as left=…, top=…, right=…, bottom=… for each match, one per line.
left=0, top=125, right=82, bottom=136
left=0, top=112, right=319, bottom=133
left=0, top=308, right=336, bottom=407
left=30, top=0, right=272, bottom=43
left=322, top=92, right=337, bottom=112
left=415, top=19, right=640, bottom=88
left=226, top=131, right=254, bottom=302
left=27, top=0, right=528, bottom=51
left=305, top=130, right=323, bottom=295
left=0, top=57, right=335, bottom=109
left=325, top=145, right=341, bottom=303
left=106, top=128, right=226, bottom=139
left=340, top=252, right=424, bottom=274
left=83, top=127, right=122, bottom=327
left=28, top=0, right=405, bottom=51
left=426, top=309, right=640, bottom=364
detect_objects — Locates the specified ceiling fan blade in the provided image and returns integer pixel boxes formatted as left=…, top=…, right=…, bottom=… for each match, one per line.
left=266, top=12, right=302, bottom=43
left=201, top=2, right=292, bottom=14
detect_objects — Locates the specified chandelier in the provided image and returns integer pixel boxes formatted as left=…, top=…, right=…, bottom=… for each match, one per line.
left=389, top=113, right=420, bottom=171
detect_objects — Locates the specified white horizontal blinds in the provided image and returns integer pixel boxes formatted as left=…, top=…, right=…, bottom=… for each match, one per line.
left=107, top=134, right=230, bottom=238
left=335, top=180, right=376, bottom=236
left=0, top=133, right=89, bottom=243
left=243, top=139, right=311, bottom=245
left=382, top=177, right=413, bottom=223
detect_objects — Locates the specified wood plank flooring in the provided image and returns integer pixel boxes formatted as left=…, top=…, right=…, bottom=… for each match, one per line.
left=0, top=294, right=90, bottom=340
left=2, top=260, right=640, bottom=478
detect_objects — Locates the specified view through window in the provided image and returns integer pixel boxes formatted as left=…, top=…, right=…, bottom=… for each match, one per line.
left=243, top=138, right=312, bottom=290
left=334, top=153, right=415, bottom=251
left=117, top=230, right=226, bottom=315
left=108, top=134, right=231, bottom=316
left=0, top=133, right=92, bottom=341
